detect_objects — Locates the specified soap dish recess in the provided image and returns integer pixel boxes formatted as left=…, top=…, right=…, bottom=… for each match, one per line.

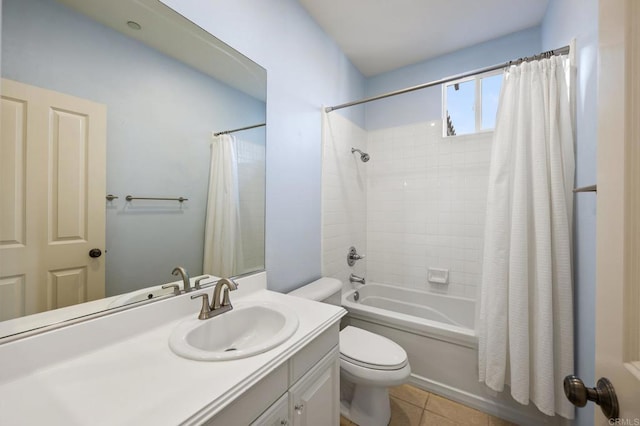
left=427, top=268, right=449, bottom=284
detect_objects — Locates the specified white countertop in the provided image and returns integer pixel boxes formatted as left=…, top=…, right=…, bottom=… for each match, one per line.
left=0, top=275, right=219, bottom=340
left=0, top=275, right=345, bottom=425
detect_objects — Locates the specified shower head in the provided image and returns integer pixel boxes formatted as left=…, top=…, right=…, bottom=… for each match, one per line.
left=351, top=148, right=370, bottom=162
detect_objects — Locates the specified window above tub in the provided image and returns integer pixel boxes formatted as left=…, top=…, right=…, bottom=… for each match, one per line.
left=443, top=70, right=502, bottom=137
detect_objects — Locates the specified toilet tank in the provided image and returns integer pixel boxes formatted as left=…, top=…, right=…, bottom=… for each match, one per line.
left=288, top=277, right=342, bottom=306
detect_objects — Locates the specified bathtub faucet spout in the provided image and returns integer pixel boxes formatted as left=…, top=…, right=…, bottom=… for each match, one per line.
left=349, top=273, right=365, bottom=285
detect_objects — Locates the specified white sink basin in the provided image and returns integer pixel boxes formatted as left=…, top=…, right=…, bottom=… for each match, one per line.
left=169, top=302, right=299, bottom=361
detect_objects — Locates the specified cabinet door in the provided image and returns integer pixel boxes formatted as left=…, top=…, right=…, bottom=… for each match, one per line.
left=251, top=393, right=289, bottom=426
left=290, top=355, right=339, bottom=426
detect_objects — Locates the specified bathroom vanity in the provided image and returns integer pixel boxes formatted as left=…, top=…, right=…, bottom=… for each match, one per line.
left=0, top=272, right=346, bottom=425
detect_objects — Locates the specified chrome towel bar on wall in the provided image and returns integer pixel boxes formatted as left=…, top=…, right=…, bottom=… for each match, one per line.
left=573, top=184, right=597, bottom=193
left=125, top=195, right=188, bottom=203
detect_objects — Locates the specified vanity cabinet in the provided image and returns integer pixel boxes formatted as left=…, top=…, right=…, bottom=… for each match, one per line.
left=250, top=350, right=339, bottom=426
left=289, top=351, right=340, bottom=426
left=207, top=324, right=340, bottom=426
left=251, top=393, right=289, bottom=426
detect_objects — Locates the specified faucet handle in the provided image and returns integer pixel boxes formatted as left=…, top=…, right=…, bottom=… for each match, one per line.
left=190, top=292, right=212, bottom=320
left=195, top=276, right=210, bottom=290
left=347, top=246, right=366, bottom=266
left=161, top=283, right=181, bottom=295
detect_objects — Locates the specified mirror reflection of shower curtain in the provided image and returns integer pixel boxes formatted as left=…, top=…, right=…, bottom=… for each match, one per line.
left=203, top=134, right=243, bottom=277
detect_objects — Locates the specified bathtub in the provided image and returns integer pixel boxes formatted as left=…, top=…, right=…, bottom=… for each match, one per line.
left=341, top=283, right=476, bottom=347
left=341, top=282, right=561, bottom=426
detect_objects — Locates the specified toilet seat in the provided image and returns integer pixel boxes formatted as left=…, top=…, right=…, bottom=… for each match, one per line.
left=339, top=326, right=408, bottom=371
left=340, top=356, right=412, bottom=388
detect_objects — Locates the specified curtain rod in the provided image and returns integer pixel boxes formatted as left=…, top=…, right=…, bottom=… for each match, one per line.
left=213, top=122, right=266, bottom=137
left=325, top=45, right=570, bottom=113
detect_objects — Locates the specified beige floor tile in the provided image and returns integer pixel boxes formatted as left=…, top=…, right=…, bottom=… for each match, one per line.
left=425, top=394, right=488, bottom=426
left=420, top=410, right=458, bottom=426
left=344, top=386, right=517, bottom=426
left=488, top=414, right=519, bottom=426
left=390, top=396, right=424, bottom=426
left=340, top=415, right=354, bottom=426
left=389, top=384, right=431, bottom=408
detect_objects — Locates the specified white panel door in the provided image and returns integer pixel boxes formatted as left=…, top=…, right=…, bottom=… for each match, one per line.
left=0, top=79, right=106, bottom=319
left=591, top=0, right=640, bottom=423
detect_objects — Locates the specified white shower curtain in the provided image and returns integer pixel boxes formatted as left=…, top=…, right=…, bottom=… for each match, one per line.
left=478, top=56, right=575, bottom=418
left=203, top=134, right=243, bottom=277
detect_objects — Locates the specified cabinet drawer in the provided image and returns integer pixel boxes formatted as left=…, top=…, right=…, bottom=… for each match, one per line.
left=289, top=323, right=339, bottom=384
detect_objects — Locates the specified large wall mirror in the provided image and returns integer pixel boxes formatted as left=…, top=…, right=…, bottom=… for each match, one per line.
left=0, top=0, right=266, bottom=340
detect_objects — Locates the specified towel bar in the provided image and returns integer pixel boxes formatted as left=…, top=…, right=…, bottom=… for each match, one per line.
left=573, top=185, right=597, bottom=193
left=125, top=195, right=188, bottom=202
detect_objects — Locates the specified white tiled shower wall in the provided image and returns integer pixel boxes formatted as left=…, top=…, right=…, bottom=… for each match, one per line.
left=321, top=112, right=368, bottom=288
left=322, top=116, right=493, bottom=299
left=366, top=122, right=492, bottom=298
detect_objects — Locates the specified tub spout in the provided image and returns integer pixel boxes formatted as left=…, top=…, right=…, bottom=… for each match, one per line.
left=349, top=273, right=365, bottom=285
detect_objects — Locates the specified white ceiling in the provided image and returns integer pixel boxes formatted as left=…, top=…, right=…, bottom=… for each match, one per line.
left=298, top=0, right=550, bottom=77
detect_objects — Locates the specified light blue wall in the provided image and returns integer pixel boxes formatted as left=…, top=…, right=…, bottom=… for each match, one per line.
left=364, top=27, right=541, bottom=130
left=542, top=1, right=599, bottom=425
left=2, top=0, right=266, bottom=295
left=160, top=0, right=366, bottom=292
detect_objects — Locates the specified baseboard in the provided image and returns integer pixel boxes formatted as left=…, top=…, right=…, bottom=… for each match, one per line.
left=409, top=374, right=565, bottom=426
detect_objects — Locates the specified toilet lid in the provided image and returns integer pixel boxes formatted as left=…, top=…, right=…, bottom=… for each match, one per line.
left=340, top=326, right=408, bottom=371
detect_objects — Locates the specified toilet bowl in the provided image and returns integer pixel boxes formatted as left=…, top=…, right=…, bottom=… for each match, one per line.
left=289, top=278, right=411, bottom=426
left=339, top=325, right=411, bottom=425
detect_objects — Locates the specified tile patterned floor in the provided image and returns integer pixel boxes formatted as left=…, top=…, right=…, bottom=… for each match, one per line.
left=340, top=384, right=518, bottom=426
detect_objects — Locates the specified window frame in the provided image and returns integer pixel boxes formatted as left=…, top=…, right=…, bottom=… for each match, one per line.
left=442, top=69, right=503, bottom=138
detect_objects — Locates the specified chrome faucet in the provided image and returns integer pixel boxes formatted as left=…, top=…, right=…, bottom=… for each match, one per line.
left=190, top=278, right=239, bottom=320
left=172, top=266, right=191, bottom=292
left=350, top=273, right=365, bottom=285
left=212, top=278, right=239, bottom=309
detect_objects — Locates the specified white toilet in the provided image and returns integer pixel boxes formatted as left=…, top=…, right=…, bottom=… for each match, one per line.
left=289, top=277, right=411, bottom=426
